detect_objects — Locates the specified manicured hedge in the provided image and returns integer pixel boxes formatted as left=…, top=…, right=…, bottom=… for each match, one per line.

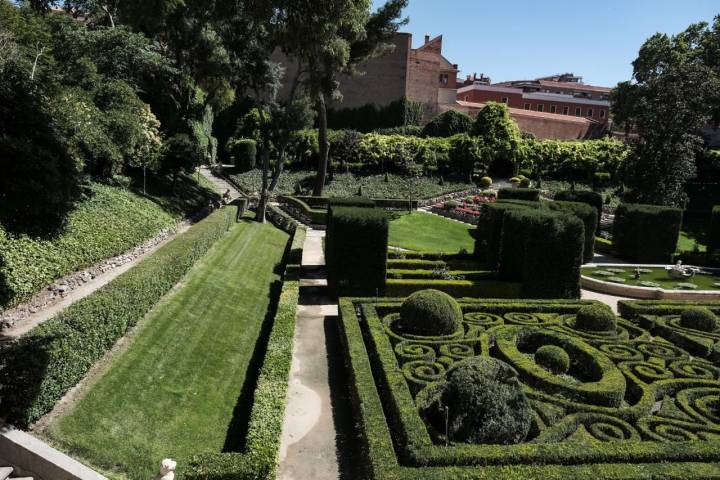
left=0, top=206, right=237, bottom=427
left=497, top=188, right=540, bottom=202
left=326, top=206, right=388, bottom=296
left=613, top=203, right=682, bottom=263
left=327, top=197, right=376, bottom=208
left=710, top=205, right=720, bottom=253
left=385, top=278, right=523, bottom=298
left=548, top=200, right=597, bottom=263
left=278, top=196, right=327, bottom=225
left=475, top=201, right=538, bottom=267
left=187, top=227, right=305, bottom=480
left=499, top=208, right=584, bottom=298
left=553, top=190, right=603, bottom=234
left=618, top=299, right=720, bottom=319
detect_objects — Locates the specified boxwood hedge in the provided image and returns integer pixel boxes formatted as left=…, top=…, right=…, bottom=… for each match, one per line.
left=0, top=206, right=237, bottom=427
left=497, top=188, right=541, bottom=202
left=613, top=203, right=682, bottom=263
left=548, top=200, right=597, bottom=263
left=553, top=190, right=603, bottom=234
left=710, top=206, right=720, bottom=253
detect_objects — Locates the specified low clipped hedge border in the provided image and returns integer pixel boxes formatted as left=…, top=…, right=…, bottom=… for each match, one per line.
left=497, top=188, right=541, bottom=202
left=0, top=206, right=238, bottom=427
left=618, top=299, right=720, bottom=319
left=385, top=278, right=522, bottom=298
left=613, top=203, right=682, bottom=263
left=338, top=297, right=720, bottom=480
left=187, top=227, right=306, bottom=480
left=278, top=196, right=327, bottom=225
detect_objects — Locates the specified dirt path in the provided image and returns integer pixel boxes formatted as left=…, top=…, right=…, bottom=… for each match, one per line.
left=278, top=229, right=341, bottom=480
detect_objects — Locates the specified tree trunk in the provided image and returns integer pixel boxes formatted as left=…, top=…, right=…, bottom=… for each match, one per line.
left=255, top=107, right=271, bottom=223
left=314, top=93, right=329, bottom=197
left=171, top=171, right=178, bottom=193
left=269, top=146, right=286, bottom=193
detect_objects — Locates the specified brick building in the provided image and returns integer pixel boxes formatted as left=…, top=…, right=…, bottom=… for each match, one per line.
left=273, top=33, right=459, bottom=120
left=458, top=73, right=612, bottom=125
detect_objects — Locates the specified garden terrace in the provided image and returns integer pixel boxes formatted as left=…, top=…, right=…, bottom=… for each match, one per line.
left=388, top=212, right=476, bottom=253
left=582, top=265, right=720, bottom=299
left=339, top=297, right=720, bottom=479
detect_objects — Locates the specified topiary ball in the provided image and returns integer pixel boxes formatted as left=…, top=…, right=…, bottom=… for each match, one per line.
left=575, top=304, right=617, bottom=332
left=680, top=307, right=718, bottom=332
left=398, top=289, right=463, bottom=336
left=419, top=357, right=532, bottom=444
left=480, top=176, right=493, bottom=188
left=535, top=345, right=570, bottom=374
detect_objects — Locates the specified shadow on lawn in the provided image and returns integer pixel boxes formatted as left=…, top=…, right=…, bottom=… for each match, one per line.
left=222, top=257, right=286, bottom=453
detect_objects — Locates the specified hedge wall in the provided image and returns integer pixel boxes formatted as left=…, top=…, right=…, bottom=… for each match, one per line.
left=326, top=206, right=388, bottom=296
left=475, top=201, right=539, bottom=267
left=497, top=188, right=540, bottom=202
left=710, top=206, right=720, bottom=253
left=613, top=203, right=682, bottom=263
left=187, top=227, right=305, bottom=480
left=553, top=190, right=603, bottom=234
left=327, top=197, right=376, bottom=208
left=548, top=200, right=597, bottom=263
left=0, top=206, right=237, bottom=427
left=499, top=208, right=584, bottom=298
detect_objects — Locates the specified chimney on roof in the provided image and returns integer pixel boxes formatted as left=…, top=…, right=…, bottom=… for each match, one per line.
left=424, top=34, right=430, bottom=44
left=452, top=64, right=458, bottom=70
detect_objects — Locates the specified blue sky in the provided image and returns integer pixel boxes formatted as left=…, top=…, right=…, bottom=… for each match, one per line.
left=371, top=0, right=719, bottom=87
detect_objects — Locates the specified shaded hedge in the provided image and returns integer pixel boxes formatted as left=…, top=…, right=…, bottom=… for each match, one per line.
left=475, top=201, right=539, bottom=267
left=0, top=206, right=237, bottom=427
left=326, top=206, right=388, bottom=296
left=613, top=203, right=682, bottom=263
left=499, top=208, right=584, bottom=298
left=710, top=206, right=720, bottom=253
left=548, top=200, right=597, bottom=263
left=553, top=190, right=603, bottom=234
left=497, top=188, right=540, bottom=202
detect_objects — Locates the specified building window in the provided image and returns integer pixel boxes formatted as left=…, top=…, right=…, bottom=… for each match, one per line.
left=537, top=104, right=544, bottom=112
left=439, top=73, right=449, bottom=85
left=501, top=97, right=509, bottom=104
left=599, top=110, right=606, bottom=119
left=587, top=109, right=594, bottom=118
left=464, top=95, right=469, bottom=101
left=563, top=106, right=569, bottom=115
left=575, top=107, right=582, bottom=116
left=550, top=105, right=557, bottom=114
left=524, top=103, right=531, bottom=110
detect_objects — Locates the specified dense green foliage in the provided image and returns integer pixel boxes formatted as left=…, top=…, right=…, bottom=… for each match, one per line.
left=574, top=304, right=617, bottom=332
left=421, top=109, right=472, bottom=138
left=475, top=201, right=539, bottom=267
left=548, top=200, right=597, bottom=263
left=499, top=208, right=584, bottom=298
left=0, top=206, right=236, bottom=427
left=327, top=98, right=424, bottom=132
left=0, top=177, right=214, bottom=308
left=680, top=307, right=718, bottom=332
left=47, top=216, right=290, bottom=479
left=227, top=138, right=257, bottom=171
left=471, top=102, right=521, bottom=173
left=613, top=203, right=683, bottom=262
left=535, top=345, right=570, bottom=374
left=419, top=356, right=532, bottom=445
left=397, top=289, right=463, bottom=336
left=497, top=188, right=540, bottom=202
left=553, top=190, right=603, bottom=234
left=710, top=206, right=720, bottom=253
left=326, top=206, right=389, bottom=296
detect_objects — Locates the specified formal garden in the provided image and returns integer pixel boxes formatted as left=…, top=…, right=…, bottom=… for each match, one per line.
left=1, top=1, right=720, bottom=479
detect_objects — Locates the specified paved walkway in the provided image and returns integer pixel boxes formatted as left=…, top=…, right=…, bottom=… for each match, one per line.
left=278, top=230, right=340, bottom=480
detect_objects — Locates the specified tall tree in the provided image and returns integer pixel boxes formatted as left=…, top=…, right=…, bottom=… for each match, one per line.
left=611, top=17, right=720, bottom=206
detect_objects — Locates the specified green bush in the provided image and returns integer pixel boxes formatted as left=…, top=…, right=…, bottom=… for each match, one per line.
left=710, top=206, right=720, bottom=253
left=397, top=289, right=463, bottom=336
left=327, top=97, right=423, bottom=132
left=326, top=206, right=388, bottom=296
left=480, top=176, right=493, bottom=188
left=227, top=138, right=257, bottom=171
left=499, top=208, right=584, bottom=298
left=613, top=203, right=682, bottom=263
left=575, top=304, right=617, bottom=332
left=497, top=188, right=540, bottom=202
left=554, top=190, right=603, bottom=234
left=475, top=201, right=538, bottom=266
left=418, top=357, right=532, bottom=445
left=680, top=307, right=718, bottom=332
left=1, top=206, right=236, bottom=427
left=535, top=345, right=570, bottom=374
left=327, top=197, right=376, bottom=208
left=549, top=200, right=597, bottom=263
left=421, top=110, right=473, bottom=138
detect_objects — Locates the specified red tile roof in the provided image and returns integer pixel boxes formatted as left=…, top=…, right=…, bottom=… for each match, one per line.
left=456, top=100, right=598, bottom=124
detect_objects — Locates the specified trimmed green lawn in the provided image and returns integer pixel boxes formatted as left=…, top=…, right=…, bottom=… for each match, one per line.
left=583, top=266, right=720, bottom=290
left=389, top=211, right=475, bottom=253
left=47, top=218, right=289, bottom=480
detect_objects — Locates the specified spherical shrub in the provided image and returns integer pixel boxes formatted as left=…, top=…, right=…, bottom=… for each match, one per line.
left=575, top=304, right=617, bottom=332
left=419, top=357, right=532, bottom=444
left=519, top=178, right=531, bottom=188
left=680, top=307, right=718, bottom=332
left=398, top=289, right=463, bottom=336
left=535, top=345, right=570, bottom=374
left=480, top=176, right=493, bottom=188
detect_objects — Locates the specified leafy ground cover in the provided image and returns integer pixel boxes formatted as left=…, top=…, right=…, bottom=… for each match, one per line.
left=46, top=217, right=289, bottom=479
left=388, top=212, right=475, bottom=253
left=0, top=174, right=217, bottom=308
left=229, top=169, right=474, bottom=199
left=339, top=297, right=720, bottom=479
left=583, top=266, right=720, bottom=290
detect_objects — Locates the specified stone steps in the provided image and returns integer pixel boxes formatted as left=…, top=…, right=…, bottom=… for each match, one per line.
left=0, top=466, right=33, bottom=480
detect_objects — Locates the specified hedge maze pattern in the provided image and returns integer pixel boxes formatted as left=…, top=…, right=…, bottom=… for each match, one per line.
left=341, top=299, right=720, bottom=478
